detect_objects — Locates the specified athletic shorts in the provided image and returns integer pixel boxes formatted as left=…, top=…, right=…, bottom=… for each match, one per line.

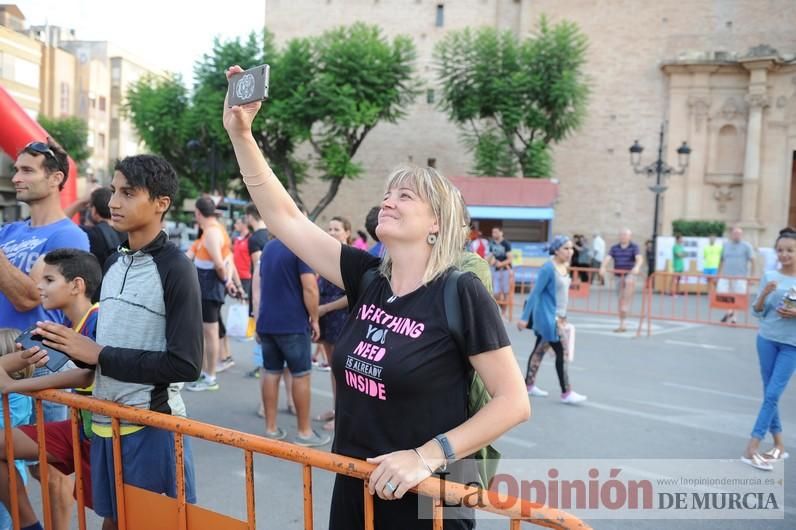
left=91, top=427, right=196, bottom=520
left=703, top=268, right=717, bottom=276
left=717, top=278, right=748, bottom=294
left=201, top=299, right=223, bottom=323
left=30, top=367, right=69, bottom=423
left=491, top=268, right=512, bottom=294
left=19, top=421, right=94, bottom=508
left=258, top=332, right=311, bottom=376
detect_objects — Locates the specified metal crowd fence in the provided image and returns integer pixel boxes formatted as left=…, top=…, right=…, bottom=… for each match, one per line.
left=2, top=390, right=591, bottom=530
left=641, top=271, right=760, bottom=336
left=515, top=268, right=646, bottom=336
left=493, top=272, right=516, bottom=322
left=513, top=267, right=760, bottom=338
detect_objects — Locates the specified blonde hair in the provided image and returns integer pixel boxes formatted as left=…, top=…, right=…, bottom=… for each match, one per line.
left=379, top=165, right=469, bottom=284
left=0, top=328, right=34, bottom=380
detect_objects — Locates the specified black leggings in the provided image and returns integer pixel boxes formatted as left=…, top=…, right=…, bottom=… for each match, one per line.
left=525, top=333, right=570, bottom=394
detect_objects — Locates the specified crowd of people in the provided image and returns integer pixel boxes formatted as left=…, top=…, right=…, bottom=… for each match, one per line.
left=0, top=65, right=791, bottom=529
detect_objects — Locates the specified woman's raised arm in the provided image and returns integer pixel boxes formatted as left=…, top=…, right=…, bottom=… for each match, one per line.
left=222, top=65, right=344, bottom=288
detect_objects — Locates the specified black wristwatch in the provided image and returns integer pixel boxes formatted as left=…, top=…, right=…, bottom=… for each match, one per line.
left=434, top=434, right=455, bottom=472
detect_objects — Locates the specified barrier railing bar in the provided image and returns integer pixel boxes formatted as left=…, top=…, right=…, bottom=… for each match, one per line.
left=511, top=519, right=521, bottom=530
left=2, top=393, right=20, bottom=530
left=34, top=399, right=53, bottom=530
left=175, top=432, right=187, bottom=530
left=111, top=417, right=127, bottom=530
left=14, top=390, right=588, bottom=529
left=363, top=483, right=374, bottom=530
left=302, top=463, right=313, bottom=530
left=432, top=498, right=443, bottom=530
left=245, top=449, right=255, bottom=530
left=69, top=407, right=87, bottom=530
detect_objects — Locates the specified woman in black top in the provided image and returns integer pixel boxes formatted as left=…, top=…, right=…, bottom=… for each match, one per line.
left=223, top=65, right=530, bottom=529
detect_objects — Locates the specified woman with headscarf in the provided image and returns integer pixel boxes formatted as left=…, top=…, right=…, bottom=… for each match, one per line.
left=517, top=235, right=587, bottom=404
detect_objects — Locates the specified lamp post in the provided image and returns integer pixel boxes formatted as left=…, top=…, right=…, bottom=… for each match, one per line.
left=628, top=123, right=691, bottom=261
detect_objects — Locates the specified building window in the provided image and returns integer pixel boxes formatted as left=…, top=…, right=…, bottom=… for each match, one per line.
left=59, top=82, right=70, bottom=114
left=427, top=157, right=437, bottom=168
left=426, top=89, right=435, bottom=104
left=98, top=133, right=106, bottom=149
left=99, top=96, right=106, bottom=111
left=435, top=4, right=444, bottom=27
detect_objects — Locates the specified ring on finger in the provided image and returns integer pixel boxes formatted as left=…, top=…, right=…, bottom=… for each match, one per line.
left=384, top=481, right=396, bottom=493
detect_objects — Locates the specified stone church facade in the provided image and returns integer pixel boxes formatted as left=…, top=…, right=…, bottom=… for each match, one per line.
left=265, top=0, right=796, bottom=246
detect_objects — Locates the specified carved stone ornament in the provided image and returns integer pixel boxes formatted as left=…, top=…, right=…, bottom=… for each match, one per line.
left=720, top=97, right=744, bottom=121
left=713, top=185, right=734, bottom=213
left=687, top=96, right=711, bottom=132
left=745, top=93, right=771, bottom=109
left=745, top=44, right=779, bottom=58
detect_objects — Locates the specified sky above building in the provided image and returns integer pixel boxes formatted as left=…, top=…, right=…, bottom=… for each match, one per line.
left=14, top=0, right=266, bottom=86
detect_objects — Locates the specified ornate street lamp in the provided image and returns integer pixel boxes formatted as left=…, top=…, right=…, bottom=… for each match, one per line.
left=628, top=124, right=691, bottom=261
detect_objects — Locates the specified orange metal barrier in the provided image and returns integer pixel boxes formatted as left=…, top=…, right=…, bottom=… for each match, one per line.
left=2, top=389, right=591, bottom=530
left=640, top=272, right=760, bottom=336
left=493, top=272, right=515, bottom=322
left=514, top=268, right=645, bottom=336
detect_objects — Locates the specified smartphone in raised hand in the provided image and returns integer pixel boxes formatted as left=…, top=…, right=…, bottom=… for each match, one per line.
left=227, top=65, right=270, bottom=106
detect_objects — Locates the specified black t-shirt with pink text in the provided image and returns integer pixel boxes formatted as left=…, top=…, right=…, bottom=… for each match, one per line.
left=333, top=245, right=510, bottom=460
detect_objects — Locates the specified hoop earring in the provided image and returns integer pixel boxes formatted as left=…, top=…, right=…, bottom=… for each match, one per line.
left=427, top=233, right=438, bottom=245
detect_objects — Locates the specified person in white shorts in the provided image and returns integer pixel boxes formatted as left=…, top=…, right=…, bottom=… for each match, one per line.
left=717, top=226, right=754, bottom=324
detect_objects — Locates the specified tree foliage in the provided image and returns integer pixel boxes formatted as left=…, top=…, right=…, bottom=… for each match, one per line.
left=672, top=220, right=726, bottom=237
left=434, top=17, right=589, bottom=177
left=125, top=24, right=417, bottom=219
left=37, top=115, right=91, bottom=168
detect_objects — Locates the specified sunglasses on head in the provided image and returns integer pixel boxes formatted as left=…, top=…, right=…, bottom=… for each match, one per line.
left=24, top=141, right=57, bottom=160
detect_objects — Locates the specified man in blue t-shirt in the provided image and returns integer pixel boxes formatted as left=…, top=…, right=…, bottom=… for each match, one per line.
left=0, top=140, right=89, bottom=332
left=599, top=228, right=643, bottom=333
left=257, top=238, right=329, bottom=447
left=0, top=140, right=89, bottom=526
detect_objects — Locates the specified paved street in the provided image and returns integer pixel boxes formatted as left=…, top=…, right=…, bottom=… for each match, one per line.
left=31, top=307, right=795, bottom=529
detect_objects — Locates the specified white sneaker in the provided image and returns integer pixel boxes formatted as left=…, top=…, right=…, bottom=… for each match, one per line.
left=216, top=357, right=235, bottom=373
left=186, top=377, right=219, bottom=392
left=527, top=385, right=549, bottom=397
left=561, top=391, right=587, bottom=404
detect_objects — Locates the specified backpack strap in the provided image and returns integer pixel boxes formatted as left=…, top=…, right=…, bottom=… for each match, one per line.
left=444, top=270, right=465, bottom=355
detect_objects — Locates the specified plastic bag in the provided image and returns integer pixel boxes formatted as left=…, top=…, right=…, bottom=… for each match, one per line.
left=226, top=303, right=250, bottom=338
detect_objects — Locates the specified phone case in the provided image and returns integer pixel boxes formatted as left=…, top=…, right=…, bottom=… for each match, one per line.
left=227, top=65, right=270, bottom=106
left=16, top=328, right=71, bottom=373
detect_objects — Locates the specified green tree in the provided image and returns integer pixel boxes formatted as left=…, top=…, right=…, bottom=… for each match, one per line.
left=37, top=115, right=91, bottom=168
left=125, top=72, right=197, bottom=211
left=298, top=23, right=418, bottom=218
left=434, top=17, right=589, bottom=177
left=125, top=25, right=416, bottom=219
left=190, top=31, right=309, bottom=205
